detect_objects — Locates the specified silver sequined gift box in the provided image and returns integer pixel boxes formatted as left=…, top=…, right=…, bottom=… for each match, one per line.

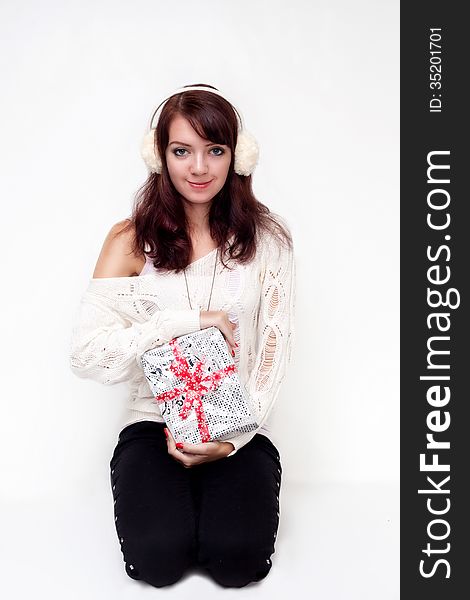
left=140, top=326, right=259, bottom=444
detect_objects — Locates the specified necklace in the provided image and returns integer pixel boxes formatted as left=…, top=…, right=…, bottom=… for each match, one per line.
left=183, top=247, right=219, bottom=311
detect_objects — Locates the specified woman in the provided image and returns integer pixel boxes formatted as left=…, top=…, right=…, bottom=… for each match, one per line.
left=70, top=83, right=296, bottom=588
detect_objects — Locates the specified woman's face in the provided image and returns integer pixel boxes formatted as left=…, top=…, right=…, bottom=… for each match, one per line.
left=165, top=114, right=232, bottom=207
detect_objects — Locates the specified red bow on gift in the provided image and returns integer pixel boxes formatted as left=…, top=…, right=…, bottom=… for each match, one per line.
left=153, top=337, right=236, bottom=442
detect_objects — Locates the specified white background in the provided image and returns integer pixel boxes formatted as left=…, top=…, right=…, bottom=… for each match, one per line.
left=0, top=0, right=399, bottom=598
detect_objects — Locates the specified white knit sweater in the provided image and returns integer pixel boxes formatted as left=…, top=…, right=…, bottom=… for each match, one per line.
left=69, top=226, right=296, bottom=457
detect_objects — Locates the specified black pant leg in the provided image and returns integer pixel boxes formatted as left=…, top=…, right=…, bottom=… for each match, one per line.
left=195, top=433, right=282, bottom=587
left=109, top=421, right=198, bottom=587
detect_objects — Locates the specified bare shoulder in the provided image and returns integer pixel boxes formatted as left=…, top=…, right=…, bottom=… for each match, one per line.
left=92, top=219, right=144, bottom=278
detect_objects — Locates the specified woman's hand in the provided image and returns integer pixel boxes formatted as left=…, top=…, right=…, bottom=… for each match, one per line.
left=200, top=310, right=237, bottom=356
left=164, top=428, right=234, bottom=467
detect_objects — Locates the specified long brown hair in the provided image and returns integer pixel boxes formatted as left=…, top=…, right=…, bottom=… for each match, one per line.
left=120, top=83, right=292, bottom=273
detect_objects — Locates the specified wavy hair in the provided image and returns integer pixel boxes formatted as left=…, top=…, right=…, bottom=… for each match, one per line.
left=120, top=83, right=292, bottom=273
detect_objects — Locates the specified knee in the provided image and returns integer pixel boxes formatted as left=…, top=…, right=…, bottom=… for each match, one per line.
left=206, top=554, right=273, bottom=588
left=198, top=535, right=273, bottom=587
left=121, top=531, right=194, bottom=588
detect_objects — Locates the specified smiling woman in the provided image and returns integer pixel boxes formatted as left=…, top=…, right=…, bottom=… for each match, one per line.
left=165, top=114, right=232, bottom=208
left=69, top=83, right=296, bottom=590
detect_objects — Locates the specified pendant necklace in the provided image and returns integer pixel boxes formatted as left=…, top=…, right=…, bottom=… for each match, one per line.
left=183, top=247, right=219, bottom=312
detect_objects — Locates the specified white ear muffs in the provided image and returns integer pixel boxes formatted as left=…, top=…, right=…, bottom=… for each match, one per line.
left=140, top=85, right=259, bottom=176
left=141, top=128, right=259, bottom=176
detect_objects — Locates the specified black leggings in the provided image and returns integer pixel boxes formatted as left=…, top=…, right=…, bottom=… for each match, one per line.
left=109, top=421, right=282, bottom=588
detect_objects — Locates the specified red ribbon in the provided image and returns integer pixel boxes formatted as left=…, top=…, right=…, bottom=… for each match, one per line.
left=153, top=338, right=236, bottom=442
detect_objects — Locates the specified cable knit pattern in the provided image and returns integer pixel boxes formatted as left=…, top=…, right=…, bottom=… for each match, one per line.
left=69, top=226, right=296, bottom=457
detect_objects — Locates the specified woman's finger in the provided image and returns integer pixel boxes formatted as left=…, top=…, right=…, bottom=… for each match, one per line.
left=165, top=427, right=177, bottom=450
left=222, top=326, right=237, bottom=356
left=165, top=428, right=197, bottom=468
left=165, top=428, right=183, bottom=457
left=179, top=441, right=210, bottom=456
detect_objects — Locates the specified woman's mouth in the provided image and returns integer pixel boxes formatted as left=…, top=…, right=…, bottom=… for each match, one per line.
left=187, top=180, right=213, bottom=189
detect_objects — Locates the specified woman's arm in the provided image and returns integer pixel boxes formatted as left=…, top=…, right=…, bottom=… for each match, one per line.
left=69, top=290, right=201, bottom=385
left=69, top=221, right=201, bottom=385
left=224, top=233, right=297, bottom=457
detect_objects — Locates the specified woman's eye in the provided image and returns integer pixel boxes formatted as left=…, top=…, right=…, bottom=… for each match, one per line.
left=172, top=147, right=225, bottom=157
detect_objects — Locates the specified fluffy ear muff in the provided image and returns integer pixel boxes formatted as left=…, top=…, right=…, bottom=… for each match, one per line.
left=141, top=129, right=162, bottom=174
left=233, top=130, right=259, bottom=176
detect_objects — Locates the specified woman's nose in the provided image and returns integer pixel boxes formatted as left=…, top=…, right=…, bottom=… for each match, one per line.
left=190, top=153, right=208, bottom=174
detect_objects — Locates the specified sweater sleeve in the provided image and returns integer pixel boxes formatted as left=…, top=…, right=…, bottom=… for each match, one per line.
left=224, top=235, right=297, bottom=457
left=69, top=283, right=201, bottom=386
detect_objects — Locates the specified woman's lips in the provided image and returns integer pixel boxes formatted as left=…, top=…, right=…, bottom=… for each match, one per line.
left=187, top=180, right=213, bottom=189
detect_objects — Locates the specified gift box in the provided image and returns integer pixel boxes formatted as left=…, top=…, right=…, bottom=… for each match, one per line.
left=140, top=326, right=259, bottom=444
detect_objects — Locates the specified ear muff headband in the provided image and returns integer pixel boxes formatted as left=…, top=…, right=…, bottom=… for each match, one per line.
left=140, top=85, right=259, bottom=176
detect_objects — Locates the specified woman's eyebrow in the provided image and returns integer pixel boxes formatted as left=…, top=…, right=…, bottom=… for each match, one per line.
left=168, top=141, right=222, bottom=147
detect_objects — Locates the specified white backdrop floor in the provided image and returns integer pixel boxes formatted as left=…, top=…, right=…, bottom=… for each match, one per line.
left=1, top=481, right=399, bottom=600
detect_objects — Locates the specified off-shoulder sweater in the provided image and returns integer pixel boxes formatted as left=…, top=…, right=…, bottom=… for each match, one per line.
left=69, top=227, right=296, bottom=457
